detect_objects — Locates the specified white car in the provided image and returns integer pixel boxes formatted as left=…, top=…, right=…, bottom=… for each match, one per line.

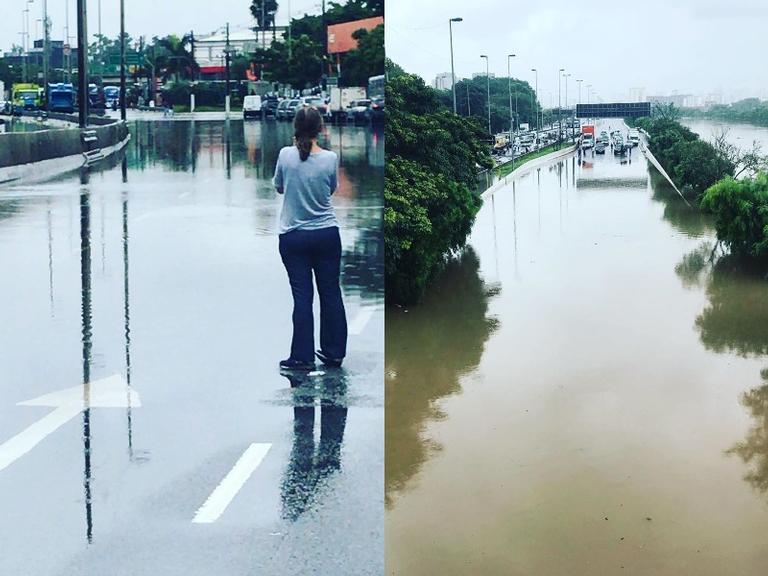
left=243, top=95, right=262, bottom=119
left=628, top=129, right=640, bottom=147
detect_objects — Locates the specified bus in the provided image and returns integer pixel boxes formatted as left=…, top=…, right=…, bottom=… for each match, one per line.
left=367, top=74, right=384, bottom=99
left=48, top=83, right=75, bottom=113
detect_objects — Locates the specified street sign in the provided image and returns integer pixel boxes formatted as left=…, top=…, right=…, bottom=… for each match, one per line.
left=327, top=76, right=339, bottom=87
left=0, top=375, right=140, bottom=474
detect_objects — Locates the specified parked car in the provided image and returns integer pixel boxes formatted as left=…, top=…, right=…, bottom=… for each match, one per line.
left=276, top=99, right=291, bottom=120
left=243, top=95, right=262, bottom=119
left=347, top=99, right=372, bottom=123
left=261, top=96, right=279, bottom=119
left=278, top=98, right=301, bottom=121
left=300, top=96, right=328, bottom=117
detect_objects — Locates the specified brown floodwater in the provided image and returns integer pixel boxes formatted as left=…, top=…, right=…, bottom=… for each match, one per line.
left=386, top=120, right=768, bottom=575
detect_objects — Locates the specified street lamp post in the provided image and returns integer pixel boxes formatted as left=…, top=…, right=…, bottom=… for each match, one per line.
left=564, top=72, right=571, bottom=139
left=507, top=54, right=515, bottom=141
left=531, top=68, right=538, bottom=131
left=119, top=0, right=126, bottom=121
left=449, top=17, right=462, bottom=114
left=507, top=53, right=515, bottom=167
left=480, top=55, right=490, bottom=135
left=558, top=68, right=564, bottom=144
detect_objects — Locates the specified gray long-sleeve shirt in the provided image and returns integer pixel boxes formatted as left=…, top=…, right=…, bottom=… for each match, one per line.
left=273, top=145, right=339, bottom=234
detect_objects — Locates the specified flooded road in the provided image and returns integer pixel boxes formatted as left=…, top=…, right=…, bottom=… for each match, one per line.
left=0, top=119, right=383, bottom=575
left=386, top=120, right=768, bottom=575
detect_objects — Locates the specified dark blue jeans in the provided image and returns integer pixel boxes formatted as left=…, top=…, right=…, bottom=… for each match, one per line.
left=279, top=226, right=347, bottom=362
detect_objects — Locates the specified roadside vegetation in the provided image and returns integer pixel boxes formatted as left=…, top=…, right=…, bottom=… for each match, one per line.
left=634, top=104, right=768, bottom=261
left=683, top=98, right=768, bottom=128
left=385, top=60, right=493, bottom=304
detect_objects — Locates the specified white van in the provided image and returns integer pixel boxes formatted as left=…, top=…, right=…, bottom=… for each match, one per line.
left=243, top=95, right=262, bottom=119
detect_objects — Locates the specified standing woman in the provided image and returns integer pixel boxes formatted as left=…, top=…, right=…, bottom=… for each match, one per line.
left=273, top=106, right=347, bottom=371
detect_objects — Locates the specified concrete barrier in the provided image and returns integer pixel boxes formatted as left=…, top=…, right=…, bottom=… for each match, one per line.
left=0, top=120, right=130, bottom=184
left=481, top=143, right=579, bottom=199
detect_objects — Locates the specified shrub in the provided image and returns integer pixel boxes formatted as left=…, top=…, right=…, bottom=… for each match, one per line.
left=700, top=172, right=768, bottom=257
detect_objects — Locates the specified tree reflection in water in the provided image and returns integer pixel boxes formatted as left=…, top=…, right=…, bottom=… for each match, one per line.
left=682, top=247, right=768, bottom=493
left=385, top=248, right=499, bottom=507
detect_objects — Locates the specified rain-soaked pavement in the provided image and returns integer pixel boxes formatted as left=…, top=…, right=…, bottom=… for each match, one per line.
left=0, top=119, right=383, bottom=575
left=386, top=120, right=768, bottom=575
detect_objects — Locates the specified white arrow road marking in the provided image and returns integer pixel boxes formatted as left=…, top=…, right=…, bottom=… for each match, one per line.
left=193, top=443, right=272, bottom=524
left=349, top=307, right=375, bottom=335
left=0, top=375, right=139, bottom=474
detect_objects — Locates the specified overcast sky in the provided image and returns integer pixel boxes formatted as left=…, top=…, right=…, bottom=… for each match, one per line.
left=3, top=0, right=320, bottom=50
left=387, top=0, right=768, bottom=104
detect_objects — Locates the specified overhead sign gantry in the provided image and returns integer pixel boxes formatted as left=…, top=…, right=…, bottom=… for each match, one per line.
left=576, top=102, right=651, bottom=118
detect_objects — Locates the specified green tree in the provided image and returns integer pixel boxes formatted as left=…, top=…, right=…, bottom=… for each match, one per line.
left=385, top=61, right=493, bottom=303
left=438, top=76, right=539, bottom=136
left=250, top=0, right=279, bottom=40
left=340, top=24, right=384, bottom=87
left=700, top=172, right=768, bottom=257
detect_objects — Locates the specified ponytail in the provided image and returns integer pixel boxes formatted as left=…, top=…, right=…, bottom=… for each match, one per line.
left=293, top=106, right=324, bottom=162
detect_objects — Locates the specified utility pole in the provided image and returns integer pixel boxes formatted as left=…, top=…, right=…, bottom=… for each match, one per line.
left=43, top=0, right=50, bottom=109
left=288, top=0, right=292, bottom=60
left=77, top=0, right=88, bottom=128
left=119, top=0, right=126, bottom=120
left=190, top=31, right=196, bottom=81
left=449, top=17, right=462, bottom=114
left=225, top=23, right=231, bottom=100
left=65, top=0, right=70, bottom=82
left=261, top=0, right=266, bottom=50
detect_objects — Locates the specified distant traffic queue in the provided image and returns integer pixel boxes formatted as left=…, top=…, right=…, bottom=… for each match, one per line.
left=6, top=82, right=120, bottom=115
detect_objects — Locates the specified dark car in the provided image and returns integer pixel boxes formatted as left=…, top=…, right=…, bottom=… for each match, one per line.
left=595, top=142, right=606, bottom=154
left=262, top=96, right=279, bottom=119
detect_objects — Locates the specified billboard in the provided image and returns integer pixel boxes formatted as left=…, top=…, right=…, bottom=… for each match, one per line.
left=327, top=16, right=384, bottom=55
left=576, top=102, right=651, bottom=118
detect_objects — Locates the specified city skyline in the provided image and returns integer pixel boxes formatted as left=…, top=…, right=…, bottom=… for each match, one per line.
left=388, top=0, right=768, bottom=104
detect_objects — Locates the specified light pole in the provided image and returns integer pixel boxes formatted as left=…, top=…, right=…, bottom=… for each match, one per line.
left=449, top=17, right=462, bottom=114
left=564, top=72, right=570, bottom=119
left=531, top=68, right=538, bottom=131
left=558, top=68, right=564, bottom=144
left=480, top=55, right=490, bottom=135
left=119, top=0, right=126, bottom=120
left=507, top=54, right=515, bottom=142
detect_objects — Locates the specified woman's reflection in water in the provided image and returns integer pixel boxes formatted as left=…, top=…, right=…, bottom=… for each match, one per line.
left=280, top=370, right=348, bottom=521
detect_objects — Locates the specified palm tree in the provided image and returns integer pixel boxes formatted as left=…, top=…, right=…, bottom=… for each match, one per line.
left=250, top=0, right=279, bottom=45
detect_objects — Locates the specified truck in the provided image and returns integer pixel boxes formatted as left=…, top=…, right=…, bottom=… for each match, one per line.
left=581, top=124, right=595, bottom=149
left=329, top=86, right=366, bottom=122
left=48, top=83, right=76, bottom=113
left=12, top=83, right=42, bottom=113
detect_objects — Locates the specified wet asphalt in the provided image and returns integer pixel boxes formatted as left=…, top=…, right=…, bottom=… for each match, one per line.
left=0, top=119, right=384, bottom=575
